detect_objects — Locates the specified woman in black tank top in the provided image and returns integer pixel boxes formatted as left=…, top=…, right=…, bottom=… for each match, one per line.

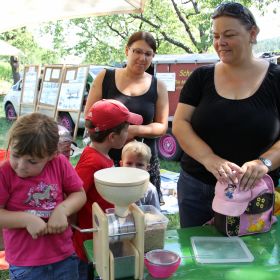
left=84, top=31, right=169, bottom=204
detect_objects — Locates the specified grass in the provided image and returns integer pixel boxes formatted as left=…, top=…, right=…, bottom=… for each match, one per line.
left=160, top=159, right=180, bottom=173
left=160, top=158, right=180, bottom=229
left=0, top=270, right=8, bottom=280
left=0, top=96, right=12, bottom=150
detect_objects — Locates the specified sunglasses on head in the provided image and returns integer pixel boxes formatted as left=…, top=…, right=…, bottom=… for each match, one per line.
left=212, top=2, right=256, bottom=26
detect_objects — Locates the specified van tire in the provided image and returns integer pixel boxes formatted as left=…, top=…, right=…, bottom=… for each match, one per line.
left=5, top=103, right=17, bottom=121
left=157, top=128, right=182, bottom=161
left=58, top=112, right=75, bottom=133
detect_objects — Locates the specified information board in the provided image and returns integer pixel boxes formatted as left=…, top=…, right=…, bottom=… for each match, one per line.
left=36, top=65, right=64, bottom=118
left=19, top=65, right=41, bottom=116
left=56, top=65, right=89, bottom=140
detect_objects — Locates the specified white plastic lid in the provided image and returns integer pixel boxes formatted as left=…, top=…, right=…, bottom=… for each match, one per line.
left=191, top=236, right=254, bottom=263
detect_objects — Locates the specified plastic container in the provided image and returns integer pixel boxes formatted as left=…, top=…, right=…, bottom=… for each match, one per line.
left=191, top=236, right=254, bottom=263
left=140, top=205, right=169, bottom=252
left=144, top=249, right=181, bottom=278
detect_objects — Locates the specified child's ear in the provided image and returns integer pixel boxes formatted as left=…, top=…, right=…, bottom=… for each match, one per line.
left=119, top=160, right=123, bottom=167
left=108, top=131, right=117, bottom=142
left=147, top=163, right=151, bottom=171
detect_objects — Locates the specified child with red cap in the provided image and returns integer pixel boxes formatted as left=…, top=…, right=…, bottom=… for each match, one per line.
left=72, top=99, right=143, bottom=279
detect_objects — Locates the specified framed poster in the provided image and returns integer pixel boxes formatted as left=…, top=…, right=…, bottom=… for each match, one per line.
left=19, top=65, right=41, bottom=116
left=36, top=65, right=64, bottom=118
left=57, top=65, right=88, bottom=111
left=56, top=65, right=89, bottom=140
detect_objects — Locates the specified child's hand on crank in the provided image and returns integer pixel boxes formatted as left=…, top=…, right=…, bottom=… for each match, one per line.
left=47, top=204, right=68, bottom=234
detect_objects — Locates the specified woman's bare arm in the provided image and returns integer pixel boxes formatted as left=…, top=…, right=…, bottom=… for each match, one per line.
left=172, top=103, right=242, bottom=183
left=0, top=206, right=48, bottom=239
left=84, top=69, right=106, bottom=116
left=128, top=79, right=169, bottom=138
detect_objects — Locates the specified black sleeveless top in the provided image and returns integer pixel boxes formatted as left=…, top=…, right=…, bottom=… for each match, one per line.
left=102, top=69, right=158, bottom=162
left=179, top=63, right=280, bottom=185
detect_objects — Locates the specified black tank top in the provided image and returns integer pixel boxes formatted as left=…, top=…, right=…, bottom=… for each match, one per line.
left=102, top=69, right=158, bottom=162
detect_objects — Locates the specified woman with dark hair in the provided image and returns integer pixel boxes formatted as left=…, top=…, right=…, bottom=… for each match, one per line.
left=84, top=31, right=169, bottom=204
left=173, top=2, right=280, bottom=228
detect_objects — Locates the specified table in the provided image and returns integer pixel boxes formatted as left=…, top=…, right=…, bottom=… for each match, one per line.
left=84, top=218, right=280, bottom=280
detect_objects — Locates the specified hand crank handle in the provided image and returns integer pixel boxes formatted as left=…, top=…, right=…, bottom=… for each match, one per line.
left=71, top=224, right=98, bottom=233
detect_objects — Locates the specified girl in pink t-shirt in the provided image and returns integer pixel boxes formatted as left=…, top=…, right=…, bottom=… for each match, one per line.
left=0, top=113, right=86, bottom=280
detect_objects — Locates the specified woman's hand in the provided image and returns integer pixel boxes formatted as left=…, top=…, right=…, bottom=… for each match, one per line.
left=203, top=154, right=243, bottom=185
left=239, top=159, right=269, bottom=190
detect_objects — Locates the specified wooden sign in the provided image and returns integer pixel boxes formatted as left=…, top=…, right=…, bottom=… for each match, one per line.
left=56, top=65, right=89, bottom=140
left=19, top=65, right=41, bottom=117
left=36, top=65, right=64, bottom=118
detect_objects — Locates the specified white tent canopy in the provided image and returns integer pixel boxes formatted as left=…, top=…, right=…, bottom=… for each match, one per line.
left=0, top=0, right=146, bottom=33
left=0, top=39, right=24, bottom=56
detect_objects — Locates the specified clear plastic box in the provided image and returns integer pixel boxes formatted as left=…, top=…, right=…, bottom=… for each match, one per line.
left=191, top=236, right=254, bottom=263
left=140, top=205, right=169, bottom=252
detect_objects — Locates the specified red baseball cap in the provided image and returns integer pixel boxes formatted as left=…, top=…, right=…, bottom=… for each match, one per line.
left=86, top=99, right=143, bottom=132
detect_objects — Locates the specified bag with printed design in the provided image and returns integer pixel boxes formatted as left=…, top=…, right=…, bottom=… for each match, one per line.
left=212, top=174, right=276, bottom=236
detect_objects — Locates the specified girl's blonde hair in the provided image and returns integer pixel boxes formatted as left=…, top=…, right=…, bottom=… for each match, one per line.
left=122, top=141, right=152, bottom=163
left=8, top=112, right=59, bottom=158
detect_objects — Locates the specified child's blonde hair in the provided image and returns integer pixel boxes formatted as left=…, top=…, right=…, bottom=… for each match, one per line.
left=122, top=141, right=152, bottom=164
left=8, top=112, right=59, bottom=158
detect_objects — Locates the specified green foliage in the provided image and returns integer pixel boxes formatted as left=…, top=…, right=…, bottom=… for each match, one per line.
left=39, top=49, right=61, bottom=64
left=0, top=270, right=9, bottom=280
left=38, top=0, right=278, bottom=65
left=0, top=0, right=274, bottom=66
left=167, top=213, right=180, bottom=230
left=0, top=96, right=13, bottom=149
left=0, top=28, right=62, bottom=66
left=1, top=28, right=40, bottom=65
left=0, top=0, right=279, bottom=67
left=0, top=61, right=12, bottom=82
left=84, top=41, right=125, bottom=65
left=160, top=160, right=180, bottom=173
left=254, top=37, right=280, bottom=53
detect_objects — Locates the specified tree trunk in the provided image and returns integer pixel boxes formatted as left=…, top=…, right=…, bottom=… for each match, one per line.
left=10, top=56, right=20, bottom=84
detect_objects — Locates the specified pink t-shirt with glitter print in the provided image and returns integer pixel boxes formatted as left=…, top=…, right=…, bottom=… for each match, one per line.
left=0, top=154, right=83, bottom=266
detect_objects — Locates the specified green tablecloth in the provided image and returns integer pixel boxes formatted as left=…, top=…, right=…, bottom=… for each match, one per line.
left=84, top=218, right=280, bottom=280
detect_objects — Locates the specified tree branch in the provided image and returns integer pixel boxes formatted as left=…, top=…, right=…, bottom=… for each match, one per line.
left=170, top=0, right=198, bottom=46
left=161, top=31, right=193, bottom=53
left=106, top=22, right=127, bottom=40
left=130, top=13, right=193, bottom=53
left=191, top=0, right=206, bottom=44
